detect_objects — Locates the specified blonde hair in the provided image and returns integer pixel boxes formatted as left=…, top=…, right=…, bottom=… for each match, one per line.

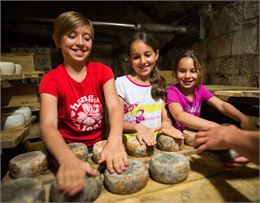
left=53, top=11, right=94, bottom=47
left=172, top=49, right=205, bottom=83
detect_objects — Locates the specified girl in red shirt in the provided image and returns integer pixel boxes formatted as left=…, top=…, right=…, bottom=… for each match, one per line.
left=39, top=11, right=128, bottom=196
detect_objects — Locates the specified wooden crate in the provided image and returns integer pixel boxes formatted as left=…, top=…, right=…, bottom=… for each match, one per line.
left=11, top=47, right=52, bottom=72
left=1, top=53, right=35, bottom=73
left=159, top=70, right=176, bottom=85
left=1, top=84, right=40, bottom=108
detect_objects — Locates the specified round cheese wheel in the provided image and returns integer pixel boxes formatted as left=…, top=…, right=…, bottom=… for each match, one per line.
left=67, top=143, right=88, bottom=161
left=50, top=172, right=102, bottom=202
left=156, top=134, right=184, bottom=151
left=104, top=159, right=149, bottom=194
left=14, top=106, right=32, bottom=121
left=9, top=151, right=48, bottom=178
left=92, top=140, right=107, bottom=164
left=1, top=178, right=45, bottom=203
left=49, top=143, right=88, bottom=172
left=183, top=130, right=197, bottom=146
left=0, top=62, right=15, bottom=75
left=4, top=113, right=26, bottom=130
left=124, top=136, right=155, bottom=157
left=149, top=152, right=190, bottom=184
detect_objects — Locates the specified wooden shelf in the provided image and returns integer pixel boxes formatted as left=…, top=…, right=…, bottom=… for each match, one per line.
left=0, top=71, right=44, bottom=81
left=1, top=127, right=30, bottom=149
left=205, top=85, right=260, bottom=98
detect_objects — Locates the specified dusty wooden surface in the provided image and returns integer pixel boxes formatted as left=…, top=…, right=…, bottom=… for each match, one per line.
left=2, top=146, right=259, bottom=203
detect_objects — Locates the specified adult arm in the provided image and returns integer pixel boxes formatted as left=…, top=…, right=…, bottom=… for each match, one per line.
left=168, top=102, right=220, bottom=130
left=207, top=96, right=257, bottom=130
left=98, top=78, right=128, bottom=173
left=194, top=125, right=259, bottom=164
left=40, top=93, right=96, bottom=196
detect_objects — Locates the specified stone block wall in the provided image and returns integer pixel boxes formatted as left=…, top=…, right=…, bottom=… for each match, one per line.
left=163, top=1, right=259, bottom=87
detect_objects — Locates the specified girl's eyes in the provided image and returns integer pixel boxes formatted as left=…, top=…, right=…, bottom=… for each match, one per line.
left=178, top=68, right=197, bottom=73
left=68, top=33, right=91, bottom=40
left=131, top=53, right=152, bottom=59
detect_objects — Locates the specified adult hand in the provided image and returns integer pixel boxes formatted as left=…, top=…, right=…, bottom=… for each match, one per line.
left=57, top=156, right=97, bottom=196
left=194, top=125, right=235, bottom=154
left=135, top=124, right=160, bottom=146
left=98, top=140, right=128, bottom=174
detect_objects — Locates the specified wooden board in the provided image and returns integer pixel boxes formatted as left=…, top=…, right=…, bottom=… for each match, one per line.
left=1, top=127, right=29, bottom=148
left=213, top=90, right=260, bottom=98
left=1, top=53, right=35, bottom=73
left=0, top=71, right=44, bottom=81
left=2, top=147, right=259, bottom=203
left=205, top=85, right=260, bottom=92
left=159, top=70, right=176, bottom=85
left=1, top=83, right=40, bottom=108
left=1, top=116, right=36, bottom=148
left=110, top=164, right=260, bottom=203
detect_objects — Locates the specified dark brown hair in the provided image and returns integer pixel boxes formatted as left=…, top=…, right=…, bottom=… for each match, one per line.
left=172, top=49, right=205, bottom=83
left=128, top=32, right=166, bottom=100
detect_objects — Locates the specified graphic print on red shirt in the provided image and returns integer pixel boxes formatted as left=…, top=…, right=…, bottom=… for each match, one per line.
left=39, top=62, right=114, bottom=146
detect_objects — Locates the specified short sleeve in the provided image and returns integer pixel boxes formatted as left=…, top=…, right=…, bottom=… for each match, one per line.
left=200, top=84, right=214, bottom=101
left=166, top=85, right=182, bottom=105
left=39, top=74, right=59, bottom=97
left=115, top=76, right=125, bottom=99
left=99, top=64, right=114, bottom=85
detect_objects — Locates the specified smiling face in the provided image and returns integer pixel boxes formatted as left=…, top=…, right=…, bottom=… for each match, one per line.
left=129, top=39, right=159, bottom=81
left=60, top=25, right=93, bottom=64
left=176, top=57, right=199, bottom=91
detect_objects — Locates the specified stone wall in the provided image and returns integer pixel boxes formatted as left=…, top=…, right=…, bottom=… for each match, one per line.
left=163, top=1, right=259, bottom=87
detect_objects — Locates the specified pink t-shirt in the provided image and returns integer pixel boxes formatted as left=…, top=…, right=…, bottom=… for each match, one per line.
left=166, top=83, right=213, bottom=132
left=39, top=62, right=114, bottom=146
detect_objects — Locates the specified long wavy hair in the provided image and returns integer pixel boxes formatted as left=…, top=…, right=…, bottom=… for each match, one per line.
left=128, top=32, right=166, bottom=100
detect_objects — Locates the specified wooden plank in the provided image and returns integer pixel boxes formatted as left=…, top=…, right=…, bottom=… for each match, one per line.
left=1, top=84, right=39, bottom=108
left=1, top=127, right=29, bottom=148
left=1, top=116, right=36, bottom=148
left=159, top=70, right=176, bottom=85
left=111, top=164, right=260, bottom=203
left=0, top=71, right=44, bottom=81
left=213, top=90, right=260, bottom=98
left=205, top=85, right=260, bottom=92
left=1, top=53, right=35, bottom=73
left=3, top=148, right=259, bottom=203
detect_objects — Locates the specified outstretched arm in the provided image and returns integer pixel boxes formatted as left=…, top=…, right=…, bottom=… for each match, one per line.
left=99, top=78, right=128, bottom=173
left=194, top=125, right=259, bottom=164
left=40, top=93, right=96, bottom=196
left=168, top=102, right=220, bottom=130
left=207, top=96, right=257, bottom=130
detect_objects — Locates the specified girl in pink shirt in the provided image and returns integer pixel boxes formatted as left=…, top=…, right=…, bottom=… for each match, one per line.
left=166, top=49, right=257, bottom=167
left=166, top=49, right=256, bottom=132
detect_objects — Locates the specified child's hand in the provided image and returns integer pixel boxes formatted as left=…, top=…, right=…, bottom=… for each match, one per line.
left=135, top=123, right=159, bottom=146
left=160, top=125, right=185, bottom=139
left=240, top=116, right=258, bottom=130
left=98, top=140, right=128, bottom=174
left=57, top=156, right=97, bottom=196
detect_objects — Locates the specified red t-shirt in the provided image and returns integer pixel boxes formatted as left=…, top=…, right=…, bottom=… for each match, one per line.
left=39, top=62, right=114, bottom=146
